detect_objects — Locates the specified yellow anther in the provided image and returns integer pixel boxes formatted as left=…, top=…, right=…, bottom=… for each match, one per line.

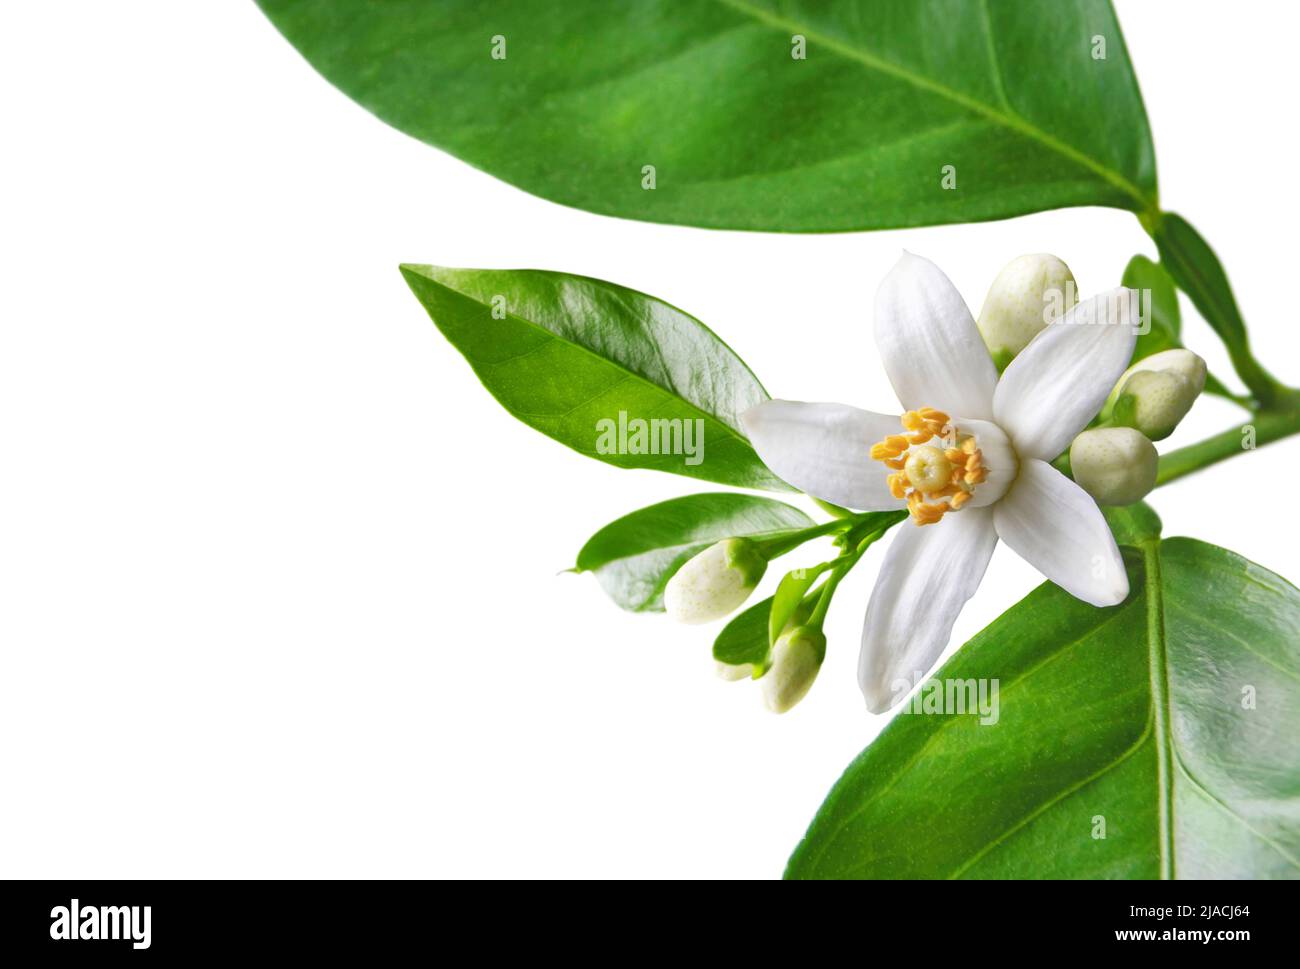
left=907, top=495, right=948, bottom=526
left=870, top=407, right=988, bottom=526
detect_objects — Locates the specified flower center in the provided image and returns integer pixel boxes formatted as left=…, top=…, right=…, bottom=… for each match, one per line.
left=903, top=445, right=951, bottom=493
left=869, top=408, right=988, bottom=526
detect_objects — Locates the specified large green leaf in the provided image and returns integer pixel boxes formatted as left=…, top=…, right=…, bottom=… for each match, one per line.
left=402, top=265, right=786, bottom=489
left=575, top=493, right=813, bottom=612
left=787, top=513, right=1300, bottom=879
left=258, top=0, right=1157, bottom=231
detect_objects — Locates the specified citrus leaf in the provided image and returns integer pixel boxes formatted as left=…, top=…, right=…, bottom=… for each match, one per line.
left=402, top=265, right=786, bottom=490
left=258, top=0, right=1157, bottom=231
left=787, top=528, right=1300, bottom=879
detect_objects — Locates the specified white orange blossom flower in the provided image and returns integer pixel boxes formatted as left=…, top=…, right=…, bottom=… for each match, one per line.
left=742, top=254, right=1138, bottom=713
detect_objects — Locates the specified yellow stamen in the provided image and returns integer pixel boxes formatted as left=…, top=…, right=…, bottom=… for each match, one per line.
left=870, top=408, right=989, bottom=525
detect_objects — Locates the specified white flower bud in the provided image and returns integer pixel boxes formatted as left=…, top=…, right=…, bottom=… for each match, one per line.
left=1069, top=427, right=1158, bottom=506
left=715, top=660, right=754, bottom=681
left=977, top=254, right=1077, bottom=366
left=1124, top=347, right=1208, bottom=392
left=1105, top=348, right=1207, bottom=441
left=664, top=538, right=766, bottom=625
left=760, top=626, right=827, bottom=714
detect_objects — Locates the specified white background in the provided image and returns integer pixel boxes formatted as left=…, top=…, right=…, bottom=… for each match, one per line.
left=2, top=2, right=1296, bottom=879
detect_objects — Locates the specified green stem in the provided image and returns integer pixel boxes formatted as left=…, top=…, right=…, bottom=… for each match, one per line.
left=808, top=560, right=850, bottom=628
left=804, top=519, right=903, bottom=628
left=757, top=517, right=853, bottom=559
left=812, top=497, right=855, bottom=519
left=1156, top=393, right=1300, bottom=486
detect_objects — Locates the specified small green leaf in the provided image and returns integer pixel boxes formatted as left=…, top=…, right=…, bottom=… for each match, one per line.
left=1149, top=214, right=1245, bottom=350
left=259, top=0, right=1156, bottom=232
left=713, top=595, right=775, bottom=669
left=787, top=536, right=1300, bottom=879
left=402, top=265, right=786, bottom=490
left=575, top=493, right=812, bottom=612
left=1147, top=212, right=1284, bottom=405
left=768, top=565, right=830, bottom=646
left=715, top=590, right=819, bottom=669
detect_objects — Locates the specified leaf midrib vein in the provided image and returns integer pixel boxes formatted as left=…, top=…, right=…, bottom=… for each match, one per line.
left=1143, top=537, right=1176, bottom=880
left=711, top=0, right=1154, bottom=211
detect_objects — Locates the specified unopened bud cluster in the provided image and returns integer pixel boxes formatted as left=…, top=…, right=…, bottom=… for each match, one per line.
left=1072, top=348, right=1207, bottom=506
left=666, top=539, right=828, bottom=714
left=976, top=255, right=1207, bottom=508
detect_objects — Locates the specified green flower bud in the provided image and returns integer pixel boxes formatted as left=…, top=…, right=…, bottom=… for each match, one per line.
left=664, top=538, right=766, bottom=625
left=1069, top=427, right=1158, bottom=506
left=760, top=625, right=827, bottom=714
left=1104, top=348, right=1207, bottom=441
left=977, top=254, right=1077, bottom=365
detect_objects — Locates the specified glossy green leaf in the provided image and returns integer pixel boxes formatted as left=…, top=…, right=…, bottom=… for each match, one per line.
left=259, top=0, right=1157, bottom=231
left=787, top=527, right=1300, bottom=879
left=401, top=265, right=786, bottom=490
left=575, top=493, right=812, bottom=612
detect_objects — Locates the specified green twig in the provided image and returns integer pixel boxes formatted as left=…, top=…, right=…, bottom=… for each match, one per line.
left=1156, top=393, right=1300, bottom=486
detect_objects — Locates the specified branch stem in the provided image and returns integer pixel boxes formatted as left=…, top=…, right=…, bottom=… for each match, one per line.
left=1156, top=393, right=1300, bottom=487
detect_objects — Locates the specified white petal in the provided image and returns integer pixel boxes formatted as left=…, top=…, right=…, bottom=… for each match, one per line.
left=741, top=400, right=903, bottom=511
left=993, top=459, right=1129, bottom=607
left=993, top=288, right=1139, bottom=460
left=858, top=508, right=998, bottom=713
left=874, top=253, right=998, bottom=420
